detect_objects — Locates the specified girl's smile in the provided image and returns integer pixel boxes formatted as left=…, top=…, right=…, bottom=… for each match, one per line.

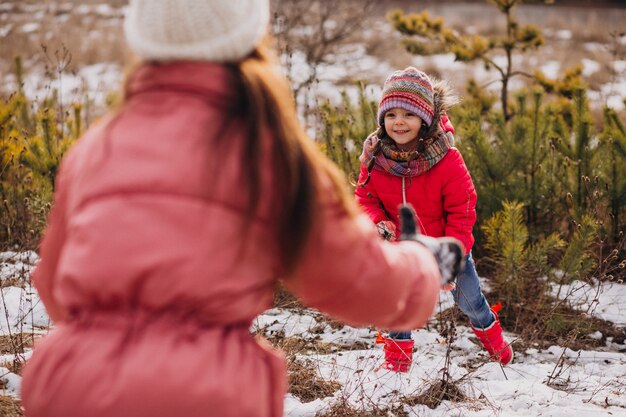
left=383, top=108, right=423, bottom=148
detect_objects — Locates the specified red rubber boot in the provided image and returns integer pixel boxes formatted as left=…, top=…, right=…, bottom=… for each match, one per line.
left=471, top=305, right=513, bottom=365
left=383, top=338, right=414, bottom=372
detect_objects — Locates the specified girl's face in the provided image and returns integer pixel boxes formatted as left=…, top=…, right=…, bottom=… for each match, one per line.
left=383, top=108, right=423, bottom=147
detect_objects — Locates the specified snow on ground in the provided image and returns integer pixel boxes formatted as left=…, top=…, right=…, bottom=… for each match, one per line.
left=257, top=304, right=626, bottom=417
left=552, top=279, right=626, bottom=327
left=1, top=251, right=625, bottom=416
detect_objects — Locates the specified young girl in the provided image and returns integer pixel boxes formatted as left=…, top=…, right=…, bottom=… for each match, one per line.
left=356, top=67, right=513, bottom=372
left=20, top=3, right=458, bottom=417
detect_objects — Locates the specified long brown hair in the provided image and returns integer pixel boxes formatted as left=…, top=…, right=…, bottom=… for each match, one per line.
left=231, top=39, right=355, bottom=274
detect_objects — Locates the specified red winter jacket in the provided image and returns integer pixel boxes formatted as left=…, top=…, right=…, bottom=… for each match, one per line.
left=355, top=142, right=477, bottom=253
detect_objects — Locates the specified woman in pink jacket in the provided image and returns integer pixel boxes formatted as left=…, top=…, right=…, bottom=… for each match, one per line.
left=356, top=67, right=513, bottom=372
left=21, top=2, right=462, bottom=417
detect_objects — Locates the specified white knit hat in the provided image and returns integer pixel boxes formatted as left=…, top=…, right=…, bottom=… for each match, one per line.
left=124, top=0, right=270, bottom=63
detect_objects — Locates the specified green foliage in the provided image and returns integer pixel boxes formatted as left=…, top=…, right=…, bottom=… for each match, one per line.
left=453, top=81, right=626, bottom=259
left=543, top=310, right=595, bottom=339
left=19, top=107, right=76, bottom=192
left=534, top=65, right=586, bottom=98
left=318, top=83, right=378, bottom=184
left=548, top=88, right=595, bottom=212
left=456, top=88, right=564, bottom=234
left=596, top=107, right=626, bottom=243
left=0, top=58, right=81, bottom=249
left=482, top=201, right=528, bottom=279
left=482, top=201, right=564, bottom=299
left=557, top=216, right=598, bottom=283
left=478, top=201, right=617, bottom=345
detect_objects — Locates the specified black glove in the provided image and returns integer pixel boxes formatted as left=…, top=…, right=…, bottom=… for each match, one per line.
left=398, top=205, right=465, bottom=287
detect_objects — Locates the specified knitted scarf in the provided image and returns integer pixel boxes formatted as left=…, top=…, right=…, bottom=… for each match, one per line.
left=359, top=130, right=455, bottom=177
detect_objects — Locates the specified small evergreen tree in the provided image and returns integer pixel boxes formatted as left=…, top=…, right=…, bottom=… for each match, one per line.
left=548, top=88, right=595, bottom=213
left=388, top=0, right=549, bottom=120
left=480, top=201, right=606, bottom=342
left=597, top=107, right=626, bottom=244
left=318, top=83, right=378, bottom=184
left=455, top=88, right=561, bottom=238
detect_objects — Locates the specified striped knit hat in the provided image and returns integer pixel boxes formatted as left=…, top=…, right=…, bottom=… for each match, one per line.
left=377, top=67, right=435, bottom=127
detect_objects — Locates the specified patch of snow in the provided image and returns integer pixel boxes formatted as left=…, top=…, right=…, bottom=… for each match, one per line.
left=428, top=53, right=468, bottom=72
left=588, top=331, right=603, bottom=340
left=94, top=4, right=117, bottom=17
left=21, top=23, right=40, bottom=34
left=581, top=58, right=601, bottom=77
left=56, top=14, right=71, bottom=24
left=592, top=78, right=626, bottom=111
left=284, top=395, right=329, bottom=417
left=0, top=286, right=49, bottom=334
left=556, top=30, right=572, bottom=41
left=1, top=248, right=624, bottom=415
left=552, top=280, right=626, bottom=326
left=605, top=93, right=625, bottom=111
left=613, top=60, right=626, bottom=75
left=540, top=60, right=561, bottom=79
left=2, top=62, right=122, bottom=112
left=0, top=251, right=38, bottom=282
left=492, top=55, right=509, bottom=69
left=75, top=5, right=92, bottom=15
left=0, top=367, right=22, bottom=396
left=0, top=24, right=13, bottom=38
left=583, top=42, right=605, bottom=52
left=0, top=252, right=38, bottom=264
left=33, top=10, right=45, bottom=21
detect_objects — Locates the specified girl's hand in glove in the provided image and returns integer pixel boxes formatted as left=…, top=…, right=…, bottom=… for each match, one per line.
left=376, top=220, right=397, bottom=241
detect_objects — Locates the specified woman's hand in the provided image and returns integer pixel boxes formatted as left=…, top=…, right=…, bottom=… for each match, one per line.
left=398, top=205, right=465, bottom=288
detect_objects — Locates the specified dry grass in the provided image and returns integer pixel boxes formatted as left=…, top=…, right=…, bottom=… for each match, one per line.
left=0, top=396, right=23, bottom=417
left=0, top=333, right=34, bottom=354
left=273, top=285, right=303, bottom=310
left=404, top=380, right=467, bottom=410
left=265, top=331, right=371, bottom=357
left=288, top=358, right=341, bottom=402
left=315, top=401, right=394, bottom=417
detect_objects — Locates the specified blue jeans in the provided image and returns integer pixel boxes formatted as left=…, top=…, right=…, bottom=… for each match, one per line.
left=388, top=330, right=412, bottom=339
left=452, top=252, right=495, bottom=329
left=389, top=252, right=495, bottom=339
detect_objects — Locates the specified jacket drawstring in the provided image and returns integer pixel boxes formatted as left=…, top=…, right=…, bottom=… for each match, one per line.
left=402, top=176, right=407, bottom=206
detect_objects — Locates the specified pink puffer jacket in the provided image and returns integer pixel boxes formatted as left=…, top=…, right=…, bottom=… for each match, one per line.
left=21, top=62, right=441, bottom=417
left=355, top=147, right=477, bottom=253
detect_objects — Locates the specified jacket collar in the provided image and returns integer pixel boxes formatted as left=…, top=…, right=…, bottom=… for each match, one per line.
left=126, top=61, right=237, bottom=107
